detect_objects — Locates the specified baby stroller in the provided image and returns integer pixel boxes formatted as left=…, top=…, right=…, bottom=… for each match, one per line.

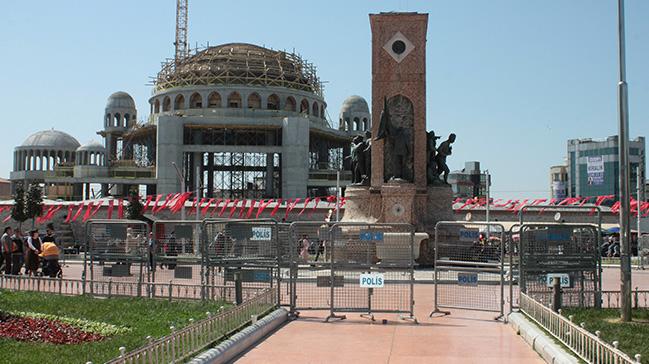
left=39, top=242, right=63, bottom=278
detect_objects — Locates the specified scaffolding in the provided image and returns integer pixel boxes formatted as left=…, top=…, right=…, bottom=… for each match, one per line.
left=154, top=43, right=323, bottom=96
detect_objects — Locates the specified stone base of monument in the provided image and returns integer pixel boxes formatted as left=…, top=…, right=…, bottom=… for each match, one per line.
left=341, top=182, right=455, bottom=265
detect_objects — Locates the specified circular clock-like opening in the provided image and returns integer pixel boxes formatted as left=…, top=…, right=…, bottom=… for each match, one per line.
left=391, top=40, right=406, bottom=54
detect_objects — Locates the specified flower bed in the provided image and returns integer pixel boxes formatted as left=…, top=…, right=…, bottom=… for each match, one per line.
left=0, top=312, right=105, bottom=344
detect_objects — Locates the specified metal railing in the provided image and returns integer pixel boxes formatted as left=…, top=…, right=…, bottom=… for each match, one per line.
left=107, top=287, right=277, bottom=364
left=0, top=275, right=267, bottom=302
left=520, top=292, right=641, bottom=364
left=525, top=290, right=649, bottom=309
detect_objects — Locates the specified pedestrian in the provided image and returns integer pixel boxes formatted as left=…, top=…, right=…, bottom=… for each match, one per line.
left=1, top=227, right=13, bottom=275
left=167, top=231, right=177, bottom=269
left=26, top=230, right=43, bottom=276
left=11, top=229, right=24, bottom=275
left=147, top=232, right=156, bottom=270
left=300, top=235, right=310, bottom=261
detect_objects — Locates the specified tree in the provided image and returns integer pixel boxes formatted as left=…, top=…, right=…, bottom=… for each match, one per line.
left=25, top=184, right=44, bottom=228
left=125, top=188, right=144, bottom=220
left=11, top=184, right=28, bottom=228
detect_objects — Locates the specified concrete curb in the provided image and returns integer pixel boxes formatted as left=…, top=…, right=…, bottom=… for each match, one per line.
left=509, top=312, right=580, bottom=364
left=188, top=308, right=288, bottom=364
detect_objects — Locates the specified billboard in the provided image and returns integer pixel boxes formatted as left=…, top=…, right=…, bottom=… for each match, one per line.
left=586, top=156, right=604, bottom=185
left=552, top=181, right=566, bottom=199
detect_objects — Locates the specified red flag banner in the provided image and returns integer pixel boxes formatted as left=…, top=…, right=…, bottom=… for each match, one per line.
left=219, top=199, right=231, bottom=217
left=150, top=194, right=163, bottom=213
left=228, top=199, right=240, bottom=218
left=238, top=199, right=248, bottom=218
left=270, top=199, right=283, bottom=217
left=117, top=199, right=124, bottom=219
left=285, top=198, right=301, bottom=220
left=246, top=200, right=257, bottom=219
left=308, top=197, right=321, bottom=217
left=142, top=195, right=153, bottom=213
left=71, top=202, right=85, bottom=222
left=201, top=198, right=215, bottom=216
left=107, top=199, right=115, bottom=219
left=298, top=198, right=311, bottom=216
left=256, top=199, right=273, bottom=218
left=211, top=199, right=223, bottom=217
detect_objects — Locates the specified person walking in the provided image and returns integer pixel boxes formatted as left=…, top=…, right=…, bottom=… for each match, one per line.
left=299, top=235, right=310, bottom=262
left=147, top=232, right=156, bottom=271
left=1, top=227, right=13, bottom=274
left=11, top=229, right=24, bottom=275
left=25, top=230, right=42, bottom=276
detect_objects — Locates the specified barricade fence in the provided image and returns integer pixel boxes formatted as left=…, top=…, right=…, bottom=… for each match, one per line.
left=520, top=292, right=641, bottom=364
left=519, top=223, right=601, bottom=308
left=432, top=221, right=506, bottom=319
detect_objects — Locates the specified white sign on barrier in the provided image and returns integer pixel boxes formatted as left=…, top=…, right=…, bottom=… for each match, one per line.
left=546, top=273, right=570, bottom=288
left=250, top=227, right=272, bottom=241
left=360, top=273, right=384, bottom=288
left=457, top=272, right=478, bottom=286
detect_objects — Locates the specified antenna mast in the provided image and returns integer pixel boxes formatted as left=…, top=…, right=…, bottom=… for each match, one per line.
left=174, top=0, right=189, bottom=62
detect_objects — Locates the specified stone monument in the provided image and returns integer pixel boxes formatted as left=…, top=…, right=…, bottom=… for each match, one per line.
left=342, top=12, right=455, bottom=263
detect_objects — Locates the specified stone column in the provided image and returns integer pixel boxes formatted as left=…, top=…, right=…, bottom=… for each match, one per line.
left=156, top=116, right=184, bottom=195
left=281, top=116, right=309, bottom=199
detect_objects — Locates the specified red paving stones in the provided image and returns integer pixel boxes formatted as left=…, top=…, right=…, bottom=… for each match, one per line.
left=235, top=286, right=543, bottom=364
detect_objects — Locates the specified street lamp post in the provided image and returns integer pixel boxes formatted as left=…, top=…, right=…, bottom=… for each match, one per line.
left=485, top=170, right=490, bottom=239
left=617, top=0, right=632, bottom=322
left=171, top=162, right=186, bottom=221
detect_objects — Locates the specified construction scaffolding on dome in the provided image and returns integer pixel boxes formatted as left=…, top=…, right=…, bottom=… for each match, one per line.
left=153, top=43, right=323, bottom=96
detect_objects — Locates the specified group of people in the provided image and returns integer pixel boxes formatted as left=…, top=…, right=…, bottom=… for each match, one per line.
left=0, top=223, right=60, bottom=277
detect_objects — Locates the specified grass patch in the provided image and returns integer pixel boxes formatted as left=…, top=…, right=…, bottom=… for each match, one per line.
left=0, top=290, right=230, bottom=364
left=562, top=308, right=649, bottom=360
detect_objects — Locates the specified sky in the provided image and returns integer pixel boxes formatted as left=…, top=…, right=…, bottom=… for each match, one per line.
left=0, top=0, right=647, bottom=199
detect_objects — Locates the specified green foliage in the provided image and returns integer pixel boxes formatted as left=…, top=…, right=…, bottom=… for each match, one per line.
left=125, top=188, right=144, bottom=220
left=25, top=184, right=44, bottom=227
left=0, top=290, right=229, bottom=364
left=10, top=184, right=27, bottom=225
left=563, top=308, right=649, bottom=361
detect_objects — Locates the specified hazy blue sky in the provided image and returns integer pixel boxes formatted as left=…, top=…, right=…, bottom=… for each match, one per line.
left=1, top=1, right=647, bottom=199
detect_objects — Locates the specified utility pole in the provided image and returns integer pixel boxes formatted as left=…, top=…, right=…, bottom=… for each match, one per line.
left=617, top=0, right=632, bottom=322
left=638, top=166, right=642, bottom=269
left=485, top=170, right=490, bottom=240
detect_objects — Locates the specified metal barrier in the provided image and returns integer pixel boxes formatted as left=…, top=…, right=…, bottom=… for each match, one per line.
left=519, top=223, right=601, bottom=308
left=151, top=220, right=203, bottom=291
left=431, top=221, right=505, bottom=319
left=327, top=222, right=416, bottom=322
left=201, top=219, right=280, bottom=302
left=85, top=220, right=150, bottom=295
left=520, top=292, right=641, bottom=364
left=287, top=221, right=333, bottom=314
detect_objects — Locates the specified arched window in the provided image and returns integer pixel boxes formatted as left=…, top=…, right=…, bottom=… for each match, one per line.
left=285, top=97, right=296, bottom=112
left=267, top=94, right=280, bottom=110
left=154, top=99, right=160, bottom=113
left=344, top=117, right=350, bottom=131
left=105, top=113, right=111, bottom=127
left=320, top=106, right=325, bottom=119
left=247, top=93, right=261, bottom=109
left=312, top=102, right=319, bottom=117
left=300, top=99, right=310, bottom=114
left=114, top=113, right=121, bottom=127
left=227, top=92, right=242, bottom=108
left=353, top=117, right=360, bottom=131
left=363, top=117, right=369, bottom=130
left=124, top=114, right=130, bottom=127
left=174, top=94, right=185, bottom=110
left=207, top=92, right=221, bottom=108
left=162, top=97, right=171, bottom=112
left=189, top=93, right=202, bottom=109
left=339, top=118, right=344, bottom=130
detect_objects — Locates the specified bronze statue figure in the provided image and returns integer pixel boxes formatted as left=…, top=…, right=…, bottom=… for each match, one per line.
left=362, top=130, right=372, bottom=184
left=426, top=130, right=441, bottom=185
left=375, top=96, right=413, bottom=182
left=349, top=135, right=365, bottom=184
left=435, top=133, right=456, bottom=184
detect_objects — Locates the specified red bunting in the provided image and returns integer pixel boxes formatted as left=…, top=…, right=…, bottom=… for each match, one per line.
left=142, top=195, right=153, bottom=213
left=246, top=200, right=257, bottom=219
left=219, top=199, right=231, bottom=217
left=71, top=202, right=85, bottom=222
left=308, top=197, right=321, bottom=217
left=228, top=199, right=240, bottom=218
left=150, top=194, right=163, bottom=214
left=117, top=199, right=124, bottom=219
left=238, top=199, right=248, bottom=218
left=201, top=198, right=215, bottom=216
left=256, top=199, right=273, bottom=218
left=270, top=199, right=283, bottom=217
left=285, top=198, right=301, bottom=220
left=82, top=202, right=94, bottom=222
left=107, top=199, right=114, bottom=219
left=210, top=198, right=223, bottom=217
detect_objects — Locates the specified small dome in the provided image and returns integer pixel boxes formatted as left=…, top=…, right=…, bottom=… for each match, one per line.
left=340, top=95, right=369, bottom=114
left=106, top=91, right=136, bottom=109
left=21, top=130, right=80, bottom=150
left=76, top=141, right=106, bottom=152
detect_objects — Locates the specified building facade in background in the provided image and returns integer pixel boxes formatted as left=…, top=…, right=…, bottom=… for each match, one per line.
left=448, top=161, right=488, bottom=198
left=566, top=135, right=645, bottom=200
left=10, top=43, right=361, bottom=200
left=549, top=164, right=568, bottom=199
